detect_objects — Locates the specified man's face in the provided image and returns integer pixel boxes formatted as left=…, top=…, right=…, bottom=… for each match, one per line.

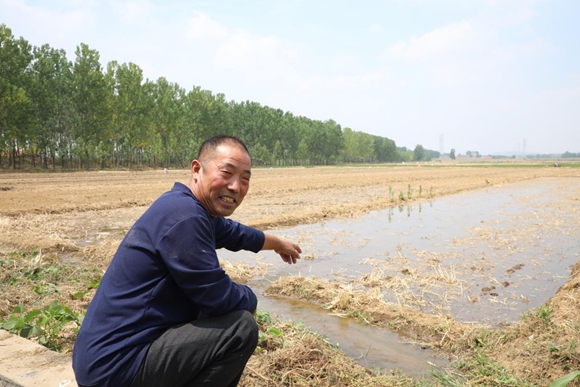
left=190, top=143, right=251, bottom=217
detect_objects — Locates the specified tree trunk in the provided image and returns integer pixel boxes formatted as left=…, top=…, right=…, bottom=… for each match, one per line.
left=11, top=143, right=16, bottom=169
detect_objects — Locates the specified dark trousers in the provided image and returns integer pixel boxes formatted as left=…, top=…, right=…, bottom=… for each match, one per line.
left=129, top=310, right=258, bottom=387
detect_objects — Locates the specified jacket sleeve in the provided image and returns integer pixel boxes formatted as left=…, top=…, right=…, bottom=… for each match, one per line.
left=155, top=214, right=258, bottom=316
left=214, top=217, right=265, bottom=253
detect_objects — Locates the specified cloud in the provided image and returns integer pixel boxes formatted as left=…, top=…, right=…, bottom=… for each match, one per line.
left=1, top=0, right=95, bottom=50
left=568, top=72, right=580, bottom=84
left=185, top=12, right=229, bottom=40
left=385, top=20, right=474, bottom=61
left=333, top=54, right=357, bottom=66
left=108, top=0, right=158, bottom=25
left=296, top=69, right=388, bottom=92
left=490, top=37, right=555, bottom=62
left=212, top=29, right=298, bottom=86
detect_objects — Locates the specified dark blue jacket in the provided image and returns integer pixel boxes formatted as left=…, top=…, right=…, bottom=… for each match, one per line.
left=72, top=182, right=264, bottom=387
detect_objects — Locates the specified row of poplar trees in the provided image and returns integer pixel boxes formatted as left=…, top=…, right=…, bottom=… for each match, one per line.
left=1, top=24, right=405, bottom=170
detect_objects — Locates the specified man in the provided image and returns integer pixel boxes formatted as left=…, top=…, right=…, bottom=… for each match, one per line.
left=73, top=135, right=302, bottom=387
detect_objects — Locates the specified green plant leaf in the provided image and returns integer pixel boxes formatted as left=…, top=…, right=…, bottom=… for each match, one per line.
left=72, top=291, right=87, bottom=299
left=550, top=371, right=580, bottom=387
left=11, top=304, right=25, bottom=313
left=0, top=317, right=20, bottom=331
left=267, top=327, right=283, bottom=338
left=19, top=324, right=33, bottom=338
left=23, top=309, right=42, bottom=323
left=38, top=316, right=50, bottom=325
left=88, top=277, right=101, bottom=289
left=31, top=325, right=44, bottom=336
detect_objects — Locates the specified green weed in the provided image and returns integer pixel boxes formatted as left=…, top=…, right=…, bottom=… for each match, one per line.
left=536, top=303, right=555, bottom=326
left=254, top=309, right=285, bottom=353
left=71, top=275, right=102, bottom=299
left=0, top=301, right=84, bottom=351
left=550, top=371, right=580, bottom=387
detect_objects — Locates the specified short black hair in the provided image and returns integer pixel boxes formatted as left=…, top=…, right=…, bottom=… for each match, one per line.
left=196, top=135, right=251, bottom=164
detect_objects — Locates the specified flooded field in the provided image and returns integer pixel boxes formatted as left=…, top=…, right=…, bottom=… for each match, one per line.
left=217, top=176, right=580, bottom=373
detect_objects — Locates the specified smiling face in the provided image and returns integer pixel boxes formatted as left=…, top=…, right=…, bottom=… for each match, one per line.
left=189, top=142, right=251, bottom=217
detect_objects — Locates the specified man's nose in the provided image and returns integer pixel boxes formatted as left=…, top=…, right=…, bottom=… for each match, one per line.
left=227, top=176, right=240, bottom=192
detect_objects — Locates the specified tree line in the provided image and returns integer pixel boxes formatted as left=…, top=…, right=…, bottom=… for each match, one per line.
left=0, top=24, right=438, bottom=171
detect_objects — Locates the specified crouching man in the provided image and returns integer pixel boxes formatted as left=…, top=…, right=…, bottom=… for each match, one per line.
left=73, top=135, right=301, bottom=387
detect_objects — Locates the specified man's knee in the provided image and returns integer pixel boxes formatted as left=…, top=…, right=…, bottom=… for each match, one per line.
left=238, top=310, right=259, bottom=347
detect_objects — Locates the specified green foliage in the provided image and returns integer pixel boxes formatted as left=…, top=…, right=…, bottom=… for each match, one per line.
left=254, top=308, right=272, bottom=325
left=33, top=282, right=58, bottom=295
left=254, top=309, right=285, bottom=352
left=0, top=301, right=84, bottom=351
left=413, top=144, right=425, bottom=161
left=561, top=151, right=580, bottom=158
left=549, top=371, right=580, bottom=387
left=536, top=303, right=554, bottom=326
left=2, top=22, right=437, bottom=170
left=71, top=275, right=102, bottom=299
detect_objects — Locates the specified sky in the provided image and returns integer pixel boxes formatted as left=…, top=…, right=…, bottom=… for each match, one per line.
left=1, top=0, right=579, bottom=155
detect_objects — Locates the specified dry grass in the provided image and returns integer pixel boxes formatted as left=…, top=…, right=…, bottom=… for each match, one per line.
left=265, top=264, right=580, bottom=386
left=486, top=261, right=580, bottom=385
left=221, top=260, right=270, bottom=283
left=240, top=311, right=418, bottom=387
left=265, top=276, right=482, bottom=353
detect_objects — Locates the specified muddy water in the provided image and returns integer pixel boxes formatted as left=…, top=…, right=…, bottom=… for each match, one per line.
left=256, top=294, right=446, bottom=376
left=218, top=177, right=580, bottom=372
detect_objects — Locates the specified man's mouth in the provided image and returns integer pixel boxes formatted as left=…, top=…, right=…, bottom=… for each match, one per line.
left=220, top=196, right=235, bottom=204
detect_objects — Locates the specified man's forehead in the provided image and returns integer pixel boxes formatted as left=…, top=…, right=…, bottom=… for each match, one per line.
left=213, top=147, right=252, bottom=174
left=215, top=144, right=248, bottom=158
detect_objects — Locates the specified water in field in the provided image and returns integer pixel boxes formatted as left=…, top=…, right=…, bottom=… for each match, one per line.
left=256, top=294, right=446, bottom=376
left=218, top=177, right=580, bottom=374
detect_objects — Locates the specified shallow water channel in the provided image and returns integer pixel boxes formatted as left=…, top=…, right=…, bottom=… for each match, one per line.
left=218, top=177, right=580, bottom=375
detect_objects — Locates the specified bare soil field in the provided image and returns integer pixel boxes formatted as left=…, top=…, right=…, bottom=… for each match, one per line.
left=1, top=164, right=579, bottom=386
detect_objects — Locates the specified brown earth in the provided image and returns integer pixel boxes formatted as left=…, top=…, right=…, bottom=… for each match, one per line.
left=0, top=165, right=576, bottom=250
left=1, top=164, right=579, bottom=386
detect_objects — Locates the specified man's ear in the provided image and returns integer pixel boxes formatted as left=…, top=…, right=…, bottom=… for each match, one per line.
left=190, top=160, right=203, bottom=183
left=191, top=159, right=201, bottom=174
